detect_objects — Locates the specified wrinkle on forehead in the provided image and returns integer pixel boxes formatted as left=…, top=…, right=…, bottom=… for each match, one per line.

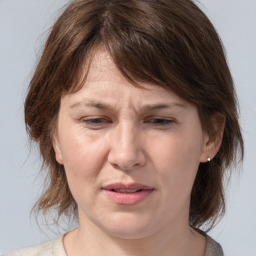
left=64, top=48, right=191, bottom=115
left=85, top=49, right=130, bottom=86
left=72, top=47, right=163, bottom=95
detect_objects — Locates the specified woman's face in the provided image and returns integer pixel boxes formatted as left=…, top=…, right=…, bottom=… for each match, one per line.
left=53, top=49, right=211, bottom=239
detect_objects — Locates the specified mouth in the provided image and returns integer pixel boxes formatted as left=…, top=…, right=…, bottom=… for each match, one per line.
left=102, top=183, right=154, bottom=205
left=109, top=188, right=144, bottom=193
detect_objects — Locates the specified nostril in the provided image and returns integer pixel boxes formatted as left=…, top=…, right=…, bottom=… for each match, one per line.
left=108, top=145, right=147, bottom=171
left=112, top=163, right=132, bottom=171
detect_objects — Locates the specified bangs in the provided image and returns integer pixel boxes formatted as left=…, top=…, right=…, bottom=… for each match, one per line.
left=65, top=1, right=194, bottom=101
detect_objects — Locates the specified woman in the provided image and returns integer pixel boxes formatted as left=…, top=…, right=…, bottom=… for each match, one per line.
left=5, top=0, right=243, bottom=255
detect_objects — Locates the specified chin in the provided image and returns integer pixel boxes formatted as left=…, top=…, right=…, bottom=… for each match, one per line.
left=96, top=211, right=156, bottom=239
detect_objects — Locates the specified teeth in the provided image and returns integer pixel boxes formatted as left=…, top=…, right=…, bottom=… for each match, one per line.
left=113, top=188, right=141, bottom=193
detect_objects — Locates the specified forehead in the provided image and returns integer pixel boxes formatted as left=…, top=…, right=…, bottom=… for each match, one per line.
left=85, top=49, right=127, bottom=85
left=66, top=49, right=189, bottom=107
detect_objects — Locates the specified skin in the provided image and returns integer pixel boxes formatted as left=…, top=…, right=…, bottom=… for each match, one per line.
left=53, top=49, right=222, bottom=256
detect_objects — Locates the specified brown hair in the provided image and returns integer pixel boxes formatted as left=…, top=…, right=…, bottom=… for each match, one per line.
left=25, top=0, right=243, bottom=231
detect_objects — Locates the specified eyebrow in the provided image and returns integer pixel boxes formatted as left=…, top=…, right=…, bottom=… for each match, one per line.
left=70, top=101, right=113, bottom=110
left=70, top=101, right=186, bottom=111
left=140, top=103, right=186, bottom=111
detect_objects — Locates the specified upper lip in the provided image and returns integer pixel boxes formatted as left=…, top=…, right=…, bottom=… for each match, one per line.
left=102, top=183, right=154, bottom=190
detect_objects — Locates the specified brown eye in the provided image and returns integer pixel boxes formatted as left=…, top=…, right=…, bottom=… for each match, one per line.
left=83, top=118, right=106, bottom=124
left=146, top=117, right=174, bottom=127
left=82, top=117, right=111, bottom=129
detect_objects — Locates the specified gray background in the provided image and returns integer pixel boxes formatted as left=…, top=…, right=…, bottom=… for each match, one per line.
left=0, top=0, right=255, bottom=255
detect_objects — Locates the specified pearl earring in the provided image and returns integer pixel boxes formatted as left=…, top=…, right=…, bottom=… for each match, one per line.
left=207, top=157, right=211, bottom=162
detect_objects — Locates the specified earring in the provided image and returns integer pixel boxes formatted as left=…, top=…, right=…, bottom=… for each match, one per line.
left=207, top=157, right=211, bottom=162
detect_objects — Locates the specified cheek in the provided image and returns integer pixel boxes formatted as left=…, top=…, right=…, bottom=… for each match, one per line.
left=153, top=133, right=202, bottom=168
left=58, top=131, right=109, bottom=208
left=150, top=133, right=203, bottom=194
left=58, top=127, right=108, bottom=181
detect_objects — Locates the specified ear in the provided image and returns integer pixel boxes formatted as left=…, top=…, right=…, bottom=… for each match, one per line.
left=200, top=115, right=226, bottom=163
left=52, top=135, right=64, bottom=165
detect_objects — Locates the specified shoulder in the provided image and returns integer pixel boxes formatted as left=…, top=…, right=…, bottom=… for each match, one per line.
left=194, top=228, right=223, bottom=256
left=3, top=236, right=66, bottom=256
left=205, top=234, right=224, bottom=256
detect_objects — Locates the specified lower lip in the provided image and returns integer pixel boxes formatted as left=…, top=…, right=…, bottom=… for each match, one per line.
left=103, top=189, right=154, bottom=205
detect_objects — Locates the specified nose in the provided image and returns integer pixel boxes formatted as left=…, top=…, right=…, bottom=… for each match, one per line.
left=107, top=122, right=146, bottom=171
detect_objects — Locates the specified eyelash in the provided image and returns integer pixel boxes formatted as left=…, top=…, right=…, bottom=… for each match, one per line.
left=81, top=117, right=174, bottom=128
left=146, top=117, right=174, bottom=127
left=82, top=117, right=110, bottom=126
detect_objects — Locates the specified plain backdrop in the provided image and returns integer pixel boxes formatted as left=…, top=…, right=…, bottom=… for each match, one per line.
left=0, top=0, right=255, bottom=255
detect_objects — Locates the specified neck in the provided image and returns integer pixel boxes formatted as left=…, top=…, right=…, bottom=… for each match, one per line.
left=64, top=212, right=206, bottom=256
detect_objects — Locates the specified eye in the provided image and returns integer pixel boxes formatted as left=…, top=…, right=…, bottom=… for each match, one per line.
left=81, top=117, right=111, bottom=129
left=146, top=117, right=174, bottom=127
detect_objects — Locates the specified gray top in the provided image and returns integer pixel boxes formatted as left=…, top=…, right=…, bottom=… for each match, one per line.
left=205, top=235, right=223, bottom=256
left=4, top=234, right=223, bottom=256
